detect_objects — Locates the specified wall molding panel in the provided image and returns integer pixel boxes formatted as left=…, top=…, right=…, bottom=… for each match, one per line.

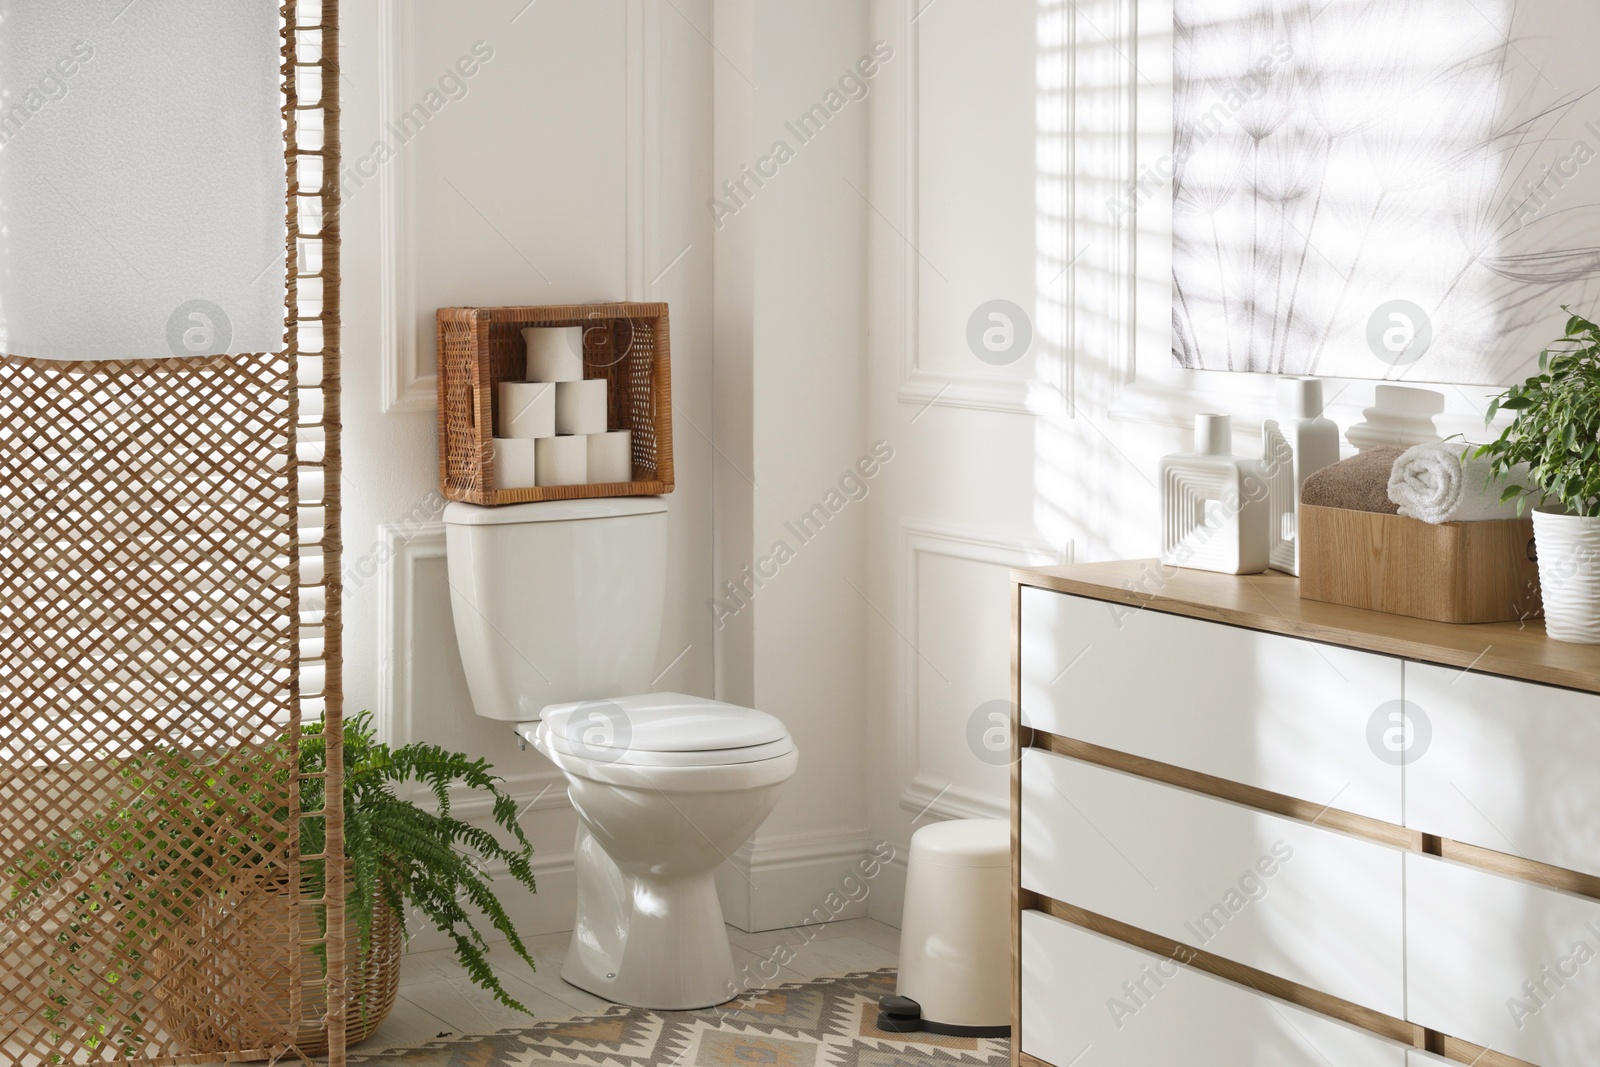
left=893, top=0, right=1071, bottom=417
left=625, top=0, right=657, bottom=301
left=373, top=517, right=440, bottom=748
left=373, top=518, right=580, bottom=948
left=376, top=521, right=568, bottom=816
left=377, top=0, right=427, bottom=413
left=896, top=520, right=1067, bottom=822
left=379, top=0, right=657, bottom=412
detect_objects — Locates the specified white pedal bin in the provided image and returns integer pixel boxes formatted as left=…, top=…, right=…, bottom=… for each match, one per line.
left=894, top=818, right=1011, bottom=1036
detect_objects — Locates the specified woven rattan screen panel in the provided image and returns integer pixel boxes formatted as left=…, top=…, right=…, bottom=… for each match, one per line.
left=0, top=3, right=345, bottom=1064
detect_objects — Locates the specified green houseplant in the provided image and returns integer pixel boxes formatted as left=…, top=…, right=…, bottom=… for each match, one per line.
left=4, top=713, right=541, bottom=1059
left=1477, top=307, right=1600, bottom=642
left=299, top=711, right=540, bottom=1007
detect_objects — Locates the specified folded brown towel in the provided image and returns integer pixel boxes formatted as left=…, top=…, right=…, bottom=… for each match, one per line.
left=1301, top=447, right=1404, bottom=514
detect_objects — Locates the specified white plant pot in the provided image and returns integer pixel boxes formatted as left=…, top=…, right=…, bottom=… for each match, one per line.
left=1532, top=507, right=1600, bottom=643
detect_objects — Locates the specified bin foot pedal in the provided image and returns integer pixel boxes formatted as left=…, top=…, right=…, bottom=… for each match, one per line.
left=876, top=995, right=1011, bottom=1038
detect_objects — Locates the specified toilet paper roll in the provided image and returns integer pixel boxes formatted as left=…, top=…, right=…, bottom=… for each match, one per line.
left=491, top=438, right=538, bottom=490
left=498, top=381, right=554, bottom=439
left=536, top=435, right=589, bottom=487
left=556, top=379, right=609, bottom=435
left=523, top=326, right=584, bottom=382
left=587, top=430, right=633, bottom=484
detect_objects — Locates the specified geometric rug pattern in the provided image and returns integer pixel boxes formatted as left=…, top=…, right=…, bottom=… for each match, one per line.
left=342, top=970, right=1010, bottom=1067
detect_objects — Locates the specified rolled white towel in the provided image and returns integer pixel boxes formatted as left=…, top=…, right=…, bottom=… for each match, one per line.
left=1386, top=442, right=1527, bottom=524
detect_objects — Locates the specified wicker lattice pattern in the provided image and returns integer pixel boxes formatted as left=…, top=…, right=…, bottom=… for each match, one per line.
left=157, top=878, right=400, bottom=1059
left=0, top=1, right=344, bottom=1064
left=0, top=352, right=300, bottom=1062
left=436, top=303, right=674, bottom=505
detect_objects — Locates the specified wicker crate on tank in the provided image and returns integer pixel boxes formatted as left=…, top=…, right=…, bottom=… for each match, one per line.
left=436, top=302, right=674, bottom=504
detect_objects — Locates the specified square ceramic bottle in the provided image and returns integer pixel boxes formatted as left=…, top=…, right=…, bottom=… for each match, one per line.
left=1159, top=413, right=1270, bottom=574
left=1262, top=377, right=1341, bottom=575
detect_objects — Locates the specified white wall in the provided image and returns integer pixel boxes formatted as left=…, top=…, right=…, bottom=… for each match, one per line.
left=709, top=0, right=879, bottom=932
left=860, top=0, right=1077, bottom=921
left=857, top=0, right=1505, bottom=925
left=338, top=0, right=1512, bottom=945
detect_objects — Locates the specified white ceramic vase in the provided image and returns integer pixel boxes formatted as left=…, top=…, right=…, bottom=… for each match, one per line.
left=1532, top=508, right=1600, bottom=643
left=1263, top=377, right=1341, bottom=576
left=1159, top=414, right=1270, bottom=575
left=1344, top=384, right=1444, bottom=452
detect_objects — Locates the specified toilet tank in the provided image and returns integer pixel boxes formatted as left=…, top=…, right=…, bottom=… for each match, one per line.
left=443, top=497, right=668, bottom=722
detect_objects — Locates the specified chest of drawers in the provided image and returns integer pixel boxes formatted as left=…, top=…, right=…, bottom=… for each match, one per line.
left=1012, top=561, right=1600, bottom=1067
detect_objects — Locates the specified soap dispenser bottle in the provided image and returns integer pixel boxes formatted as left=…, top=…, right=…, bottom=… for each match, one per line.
left=1160, top=413, right=1270, bottom=575
left=1262, top=377, right=1341, bottom=576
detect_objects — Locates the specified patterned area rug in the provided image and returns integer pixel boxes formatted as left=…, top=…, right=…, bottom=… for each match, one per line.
left=343, top=969, right=1009, bottom=1067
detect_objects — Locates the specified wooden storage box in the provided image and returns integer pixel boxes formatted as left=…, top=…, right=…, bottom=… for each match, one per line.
left=436, top=302, right=674, bottom=504
left=1298, top=504, right=1541, bottom=623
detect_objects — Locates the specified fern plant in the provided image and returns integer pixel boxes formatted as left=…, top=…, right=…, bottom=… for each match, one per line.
left=300, top=711, right=540, bottom=1010
left=4, top=711, right=541, bottom=1058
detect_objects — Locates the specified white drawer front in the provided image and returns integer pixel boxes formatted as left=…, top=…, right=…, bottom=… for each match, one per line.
left=1021, top=749, right=1406, bottom=1018
left=1020, top=586, right=1401, bottom=823
left=1403, top=662, right=1600, bottom=878
left=1020, top=910, right=1410, bottom=1066
left=1406, top=854, right=1600, bottom=1067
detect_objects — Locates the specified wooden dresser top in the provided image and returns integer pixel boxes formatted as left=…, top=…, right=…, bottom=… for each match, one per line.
left=1015, top=559, right=1600, bottom=695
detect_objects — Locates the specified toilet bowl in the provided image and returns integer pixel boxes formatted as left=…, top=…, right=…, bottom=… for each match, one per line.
left=442, top=499, right=799, bottom=1010
left=521, top=693, right=796, bottom=1009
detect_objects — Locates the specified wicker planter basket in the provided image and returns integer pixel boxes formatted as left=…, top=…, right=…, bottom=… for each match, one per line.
left=437, top=302, right=674, bottom=505
left=153, top=872, right=402, bottom=1058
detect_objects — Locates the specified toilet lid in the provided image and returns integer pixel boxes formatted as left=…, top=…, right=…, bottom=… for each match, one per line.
left=530, top=692, right=792, bottom=765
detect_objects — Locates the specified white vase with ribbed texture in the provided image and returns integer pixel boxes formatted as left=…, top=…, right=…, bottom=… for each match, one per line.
left=1532, top=508, right=1600, bottom=643
left=1159, top=414, right=1270, bottom=575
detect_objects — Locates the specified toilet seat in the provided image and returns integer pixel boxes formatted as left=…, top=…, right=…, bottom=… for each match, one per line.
left=531, top=691, right=793, bottom=763
left=541, top=733, right=796, bottom=767
left=526, top=724, right=799, bottom=791
left=518, top=691, right=797, bottom=781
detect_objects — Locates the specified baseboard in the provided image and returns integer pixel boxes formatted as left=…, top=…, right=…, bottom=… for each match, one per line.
left=900, top=775, right=1008, bottom=821
left=716, top=826, right=897, bottom=933
left=866, top=843, right=908, bottom=929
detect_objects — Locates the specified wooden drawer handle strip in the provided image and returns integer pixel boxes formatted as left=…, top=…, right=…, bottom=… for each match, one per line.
left=1436, top=837, right=1600, bottom=901
left=1027, top=729, right=1600, bottom=901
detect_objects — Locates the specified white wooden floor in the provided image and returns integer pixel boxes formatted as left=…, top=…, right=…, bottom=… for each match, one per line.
left=358, top=918, right=902, bottom=1051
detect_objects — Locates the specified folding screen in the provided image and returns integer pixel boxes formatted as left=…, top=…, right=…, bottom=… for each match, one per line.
left=0, top=2, right=344, bottom=1063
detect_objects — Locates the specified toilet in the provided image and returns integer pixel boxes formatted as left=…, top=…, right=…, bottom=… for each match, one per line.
left=443, top=496, right=798, bottom=1011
